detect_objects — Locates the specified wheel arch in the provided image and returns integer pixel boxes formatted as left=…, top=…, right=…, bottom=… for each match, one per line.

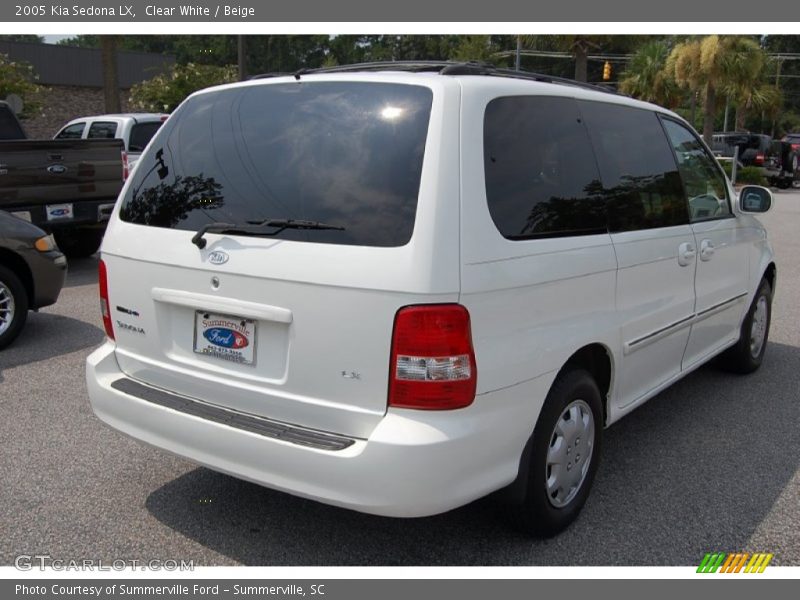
left=500, top=342, right=614, bottom=505
left=562, top=343, right=614, bottom=427
left=763, top=261, right=776, bottom=293
left=0, top=248, right=34, bottom=305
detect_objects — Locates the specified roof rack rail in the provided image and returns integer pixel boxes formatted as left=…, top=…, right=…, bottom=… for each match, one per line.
left=250, top=61, right=616, bottom=95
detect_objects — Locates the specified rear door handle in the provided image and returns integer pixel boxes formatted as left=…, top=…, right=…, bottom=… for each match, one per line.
left=700, top=239, right=715, bottom=261
left=678, top=242, right=696, bottom=267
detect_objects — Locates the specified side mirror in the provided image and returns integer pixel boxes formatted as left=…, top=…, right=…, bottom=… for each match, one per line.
left=739, top=186, right=773, bottom=214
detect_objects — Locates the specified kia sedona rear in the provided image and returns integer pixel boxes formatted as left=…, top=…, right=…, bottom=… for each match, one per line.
left=87, top=73, right=505, bottom=518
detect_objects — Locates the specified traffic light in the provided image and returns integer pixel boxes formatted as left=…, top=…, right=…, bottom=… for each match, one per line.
left=603, top=61, right=612, bottom=81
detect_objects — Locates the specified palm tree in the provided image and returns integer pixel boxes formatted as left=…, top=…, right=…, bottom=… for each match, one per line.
left=718, top=37, right=775, bottom=130
left=668, top=35, right=774, bottom=141
left=620, top=40, right=680, bottom=108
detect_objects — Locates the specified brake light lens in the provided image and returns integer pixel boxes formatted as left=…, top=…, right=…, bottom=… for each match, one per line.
left=755, top=153, right=765, bottom=165
left=121, top=150, right=129, bottom=181
left=389, top=304, right=477, bottom=410
left=98, top=259, right=114, bottom=340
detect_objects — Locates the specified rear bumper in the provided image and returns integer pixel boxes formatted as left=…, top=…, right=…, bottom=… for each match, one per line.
left=4, top=199, right=116, bottom=229
left=86, top=342, right=548, bottom=517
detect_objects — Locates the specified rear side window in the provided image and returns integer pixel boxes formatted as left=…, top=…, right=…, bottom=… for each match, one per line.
left=128, top=121, right=162, bottom=152
left=483, top=96, right=606, bottom=240
left=55, top=122, right=85, bottom=139
left=87, top=121, right=118, bottom=139
left=120, top=82, right=433, bottom=247
left=579, top=101, right=689, bottom=232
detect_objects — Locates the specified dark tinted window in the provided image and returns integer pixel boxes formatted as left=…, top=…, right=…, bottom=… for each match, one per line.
left=579, top=101, right=689, bottom=232
left=55, top=122, right=85, bottom=139
left=483, top=96, right=606, bottom=240
left=87, top=121, right=118, bottom=139
left=661, top=118, right=731, bottom=222
left=0, top=106, right=25, bottom=140
left=129, top=121, right=162, bottom=152
left=120, top=82, right=433, bottom=247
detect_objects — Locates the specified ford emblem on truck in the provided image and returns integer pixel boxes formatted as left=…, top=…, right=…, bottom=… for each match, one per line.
left=47, top=164, right=68, bottom=175
left=208, top=250, right=229, bottom=265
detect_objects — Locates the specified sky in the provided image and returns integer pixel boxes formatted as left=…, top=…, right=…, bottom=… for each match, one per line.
left=42, top=35, right=72, bottom=44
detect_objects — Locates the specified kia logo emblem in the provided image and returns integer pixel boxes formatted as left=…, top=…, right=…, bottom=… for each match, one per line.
left=208, top=250, right=229, bottom=265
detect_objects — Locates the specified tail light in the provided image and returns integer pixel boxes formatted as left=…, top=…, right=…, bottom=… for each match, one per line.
left=121, top=150, right=129, bottom=181
left=388, top=304, right=477, bottom=410
left=755, top=153, right=765, bottom=165
left=98, top=259, right=115, bottom=340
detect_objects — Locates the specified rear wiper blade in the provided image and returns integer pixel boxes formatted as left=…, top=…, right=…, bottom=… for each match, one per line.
left=192, top=219, right=345, bottom=249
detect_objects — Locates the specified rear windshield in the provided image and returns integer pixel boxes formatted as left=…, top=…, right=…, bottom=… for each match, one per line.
left=119, top=82, right=433, bottom=247
left=129, top=121, right=162, bottom=152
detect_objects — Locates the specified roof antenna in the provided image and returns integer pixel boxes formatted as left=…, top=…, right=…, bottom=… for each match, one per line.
left=293, top=68, right=309, bottom=81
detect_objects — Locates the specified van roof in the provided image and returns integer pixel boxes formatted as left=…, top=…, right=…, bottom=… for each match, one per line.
left=190, top=61, right=681, bottom=123
left=250, top=61, right=616, bottom=96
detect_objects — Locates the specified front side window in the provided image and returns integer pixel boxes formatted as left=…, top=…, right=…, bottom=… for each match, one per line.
left=483, top=96, right=607, bottom=240
left=660, top=118, right=731, bottom=222
left=119, top=82, right=433, bottom=247
left=579, top=101, right=689, bottom=233
left=87, top=121, right=118, bottom=139
left=55, top=122, right=85, bottom=139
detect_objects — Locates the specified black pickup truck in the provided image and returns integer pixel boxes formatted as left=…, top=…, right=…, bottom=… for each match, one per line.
left=0, top=101, right=124, bottom=257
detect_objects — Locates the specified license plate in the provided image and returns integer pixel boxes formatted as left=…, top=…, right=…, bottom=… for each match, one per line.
left=46, top=203, right=73, bottom=221
left=194, top=311, right=256, bottom=365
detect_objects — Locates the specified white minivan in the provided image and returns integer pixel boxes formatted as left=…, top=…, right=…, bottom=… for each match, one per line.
left=86, top=63, right=776, bottom=535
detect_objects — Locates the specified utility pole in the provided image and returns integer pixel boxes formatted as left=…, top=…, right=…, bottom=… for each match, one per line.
left=515, top=36, right=522, bottom=71
left=238, top=35, right=247, bottom=81
left=771, top=58, right=782, bottom=138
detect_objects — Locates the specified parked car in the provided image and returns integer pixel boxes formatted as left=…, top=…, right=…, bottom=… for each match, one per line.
left=711, top=132, right=772, bottom=167
left=0, top=210, right=67, bottom=349
left=55, top=113, right=168, bottom=171
left=86, top=62, right=776, bottom=536
left=764, top=140, right=800, bottom=188
left=781, top=132, right=800, bottom=150
left=0, top=102, right=125, bottom=258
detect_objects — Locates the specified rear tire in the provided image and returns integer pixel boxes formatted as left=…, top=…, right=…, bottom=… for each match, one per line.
left=508, top=368, right=603, bottom=536
left=719, top=279, right=772, bottom=374
left=54, top=228, right=104, bottom=258
left=0, top=265, right=29, bottom=350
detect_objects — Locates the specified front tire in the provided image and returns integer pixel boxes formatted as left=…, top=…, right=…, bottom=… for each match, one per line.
left=508, top=368, right=603, bottom=536
left=719, top=279, right=772, bottom=374
left=0, top=265, right=29, bottom=350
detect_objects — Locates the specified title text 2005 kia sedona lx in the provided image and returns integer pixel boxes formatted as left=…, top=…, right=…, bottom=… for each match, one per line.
left=86, top=62, right=776, bottom=535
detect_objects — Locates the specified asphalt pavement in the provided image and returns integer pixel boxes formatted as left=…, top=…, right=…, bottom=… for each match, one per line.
left=1, top=193, right=798, bottom=566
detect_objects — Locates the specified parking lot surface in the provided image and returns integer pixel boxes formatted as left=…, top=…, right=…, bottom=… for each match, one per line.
left=1, top=192, right=799, bottom=566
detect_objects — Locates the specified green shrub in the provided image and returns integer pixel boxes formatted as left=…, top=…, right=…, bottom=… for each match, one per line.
left=719, top=162, right=766, bottom=186
left=0, top=52, right=42, bottom=119
left=129, top=63, right=238, bottom=113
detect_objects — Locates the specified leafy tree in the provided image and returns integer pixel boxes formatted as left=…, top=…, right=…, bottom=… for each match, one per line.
left=620, top=40, right=680, bottom=108
left=719, top=37, right=776, bottom=130
left=669, top=36, right=775, bottom=141
left=0, top=35, right=44, bottom=43
left=129, top=63, right=237, bottom=112
left=0, top=52, right=41, bottom=118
